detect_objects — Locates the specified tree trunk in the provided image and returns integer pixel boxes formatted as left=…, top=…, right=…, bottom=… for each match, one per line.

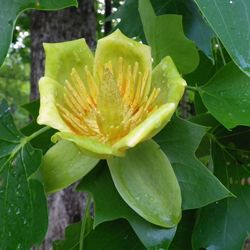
left=30, top=0, right=96, bottom=100
left=30, top=1, right=96, bottom=249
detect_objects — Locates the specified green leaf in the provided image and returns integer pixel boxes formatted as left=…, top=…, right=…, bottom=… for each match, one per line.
left=108, top=140, right=181, bottom=228
left=78, top=161, right=177, bottom=249
left=139, top=0, right=199, bottom=74
left=193, top=187, right=250, bottom=250
left=175, top=0, right=214, bottom=59
left=154, top=117, right=232, bottom=209
left=41, top=140, right=99, bottom=193
left=214, top=126, right=250, bottom=163
left=111, top=0, right=215, bottom=59
left=108, top=0, right=144, bottom=39
left=189, top=113, right=219, bottom=128
left=200, top=62, right=250, bottom=129
left=169, top=211, right=196, bottom=250
left=0, top=0, right=77, bottom=67
left=153, top=0, right=215, bottom=59
left=185, top=51, right=216, bottom=114
left=21, top=100, right=55, bottom=153
left=192, top=143, right=250, bottom=250
left=54, top=223, right=82, bottom=250
left=55, top=218, right=145, bottom=250
left=84, top=219, right=146, bottom=250
left=185, top=51, right=215, bottom=87
left=0, top=100, right=48, bottom=249
left=194, top=0, right=250, bottom=76
left=22, top=99, right=40, bottom=119
left=108, top=140, right=181, bottom=227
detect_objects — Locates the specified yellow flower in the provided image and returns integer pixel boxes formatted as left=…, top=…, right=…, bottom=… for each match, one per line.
left=37, top=30, right=186, bottom=158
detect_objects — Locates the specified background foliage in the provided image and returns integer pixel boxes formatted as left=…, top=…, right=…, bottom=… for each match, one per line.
left=0, top=0, right=249, bottom=249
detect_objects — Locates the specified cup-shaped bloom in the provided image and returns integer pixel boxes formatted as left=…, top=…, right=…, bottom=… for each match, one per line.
left=38, top=30, right=186, bottom=158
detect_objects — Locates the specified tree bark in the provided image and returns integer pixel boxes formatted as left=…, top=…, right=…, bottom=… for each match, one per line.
left=30, top=0, right=96, bottom=100
left=30, top=1, right=96, bottom=249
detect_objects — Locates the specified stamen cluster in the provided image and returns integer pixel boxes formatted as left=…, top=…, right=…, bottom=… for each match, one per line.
left=57, top=57, right=160, bottom=144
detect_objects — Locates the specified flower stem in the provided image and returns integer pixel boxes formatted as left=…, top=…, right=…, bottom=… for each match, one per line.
left=79, top=193, right=92, bottom=250
left=215, top=37, right=226, bottom=66
left=25, top=126, right=51, bottom=143
left=9, top=126, right=51, bottom=162
left=186, top=85, right=198, bottom=92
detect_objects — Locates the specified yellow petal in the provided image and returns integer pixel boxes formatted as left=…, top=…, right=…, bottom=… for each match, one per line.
left=113, top=102, right=177, bottom=150
left=44, top=38, right=94, bottom=85
left=152, top=56, right=187, bottom=105
left=51, top=132, right=124, bottom=158
left=94, top=29, right=152, bottom=97
left=37, top=77, right=71, bottom=132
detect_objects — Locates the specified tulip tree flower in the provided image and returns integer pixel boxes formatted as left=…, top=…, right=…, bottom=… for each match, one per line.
left=38, top=30, right=186, bottom=228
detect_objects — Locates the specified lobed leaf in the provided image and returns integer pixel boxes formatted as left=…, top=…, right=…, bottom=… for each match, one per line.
left=139, top=0, right=199, bottom=74
left=84, top=220, right=146, bottom=250
left=111, top=0, right=214, bottom=59
left=0, top=100, right=48, bottom=249
left=155, top=116, right=232, bottom=209
left=194, top=0, right=250, bottom=76
left=192, top=142, right=250, bottom=250
left=21, top=99, right=55, bottom=153
left=0, top=0, right=77, bottom=67
left=200, top=62, right=250, bottom=129
left=169, top=211, right=196, bottom=250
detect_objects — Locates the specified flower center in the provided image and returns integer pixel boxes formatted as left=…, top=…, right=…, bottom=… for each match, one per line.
left=57, top=58, right=160, bottom=144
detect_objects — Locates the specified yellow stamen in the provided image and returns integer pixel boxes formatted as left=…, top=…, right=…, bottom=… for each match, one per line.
left=133, top=62, right=139, bottom=81
left=139, top=70, right=149, bottom=101
left=131, top=71, right=143, bottom=110
left=64, top=80, right=87, bottom=111
left=57, top=104, right=88, bottom=134
left=85, top=65, right=98, bottom=102
left=71, top=68, right=96, bottom=109
left=63, top=92, right=83, bottom=117
left=123, top=65, right=132, bottom=104
left=57, top=59, right=160, bottom=144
